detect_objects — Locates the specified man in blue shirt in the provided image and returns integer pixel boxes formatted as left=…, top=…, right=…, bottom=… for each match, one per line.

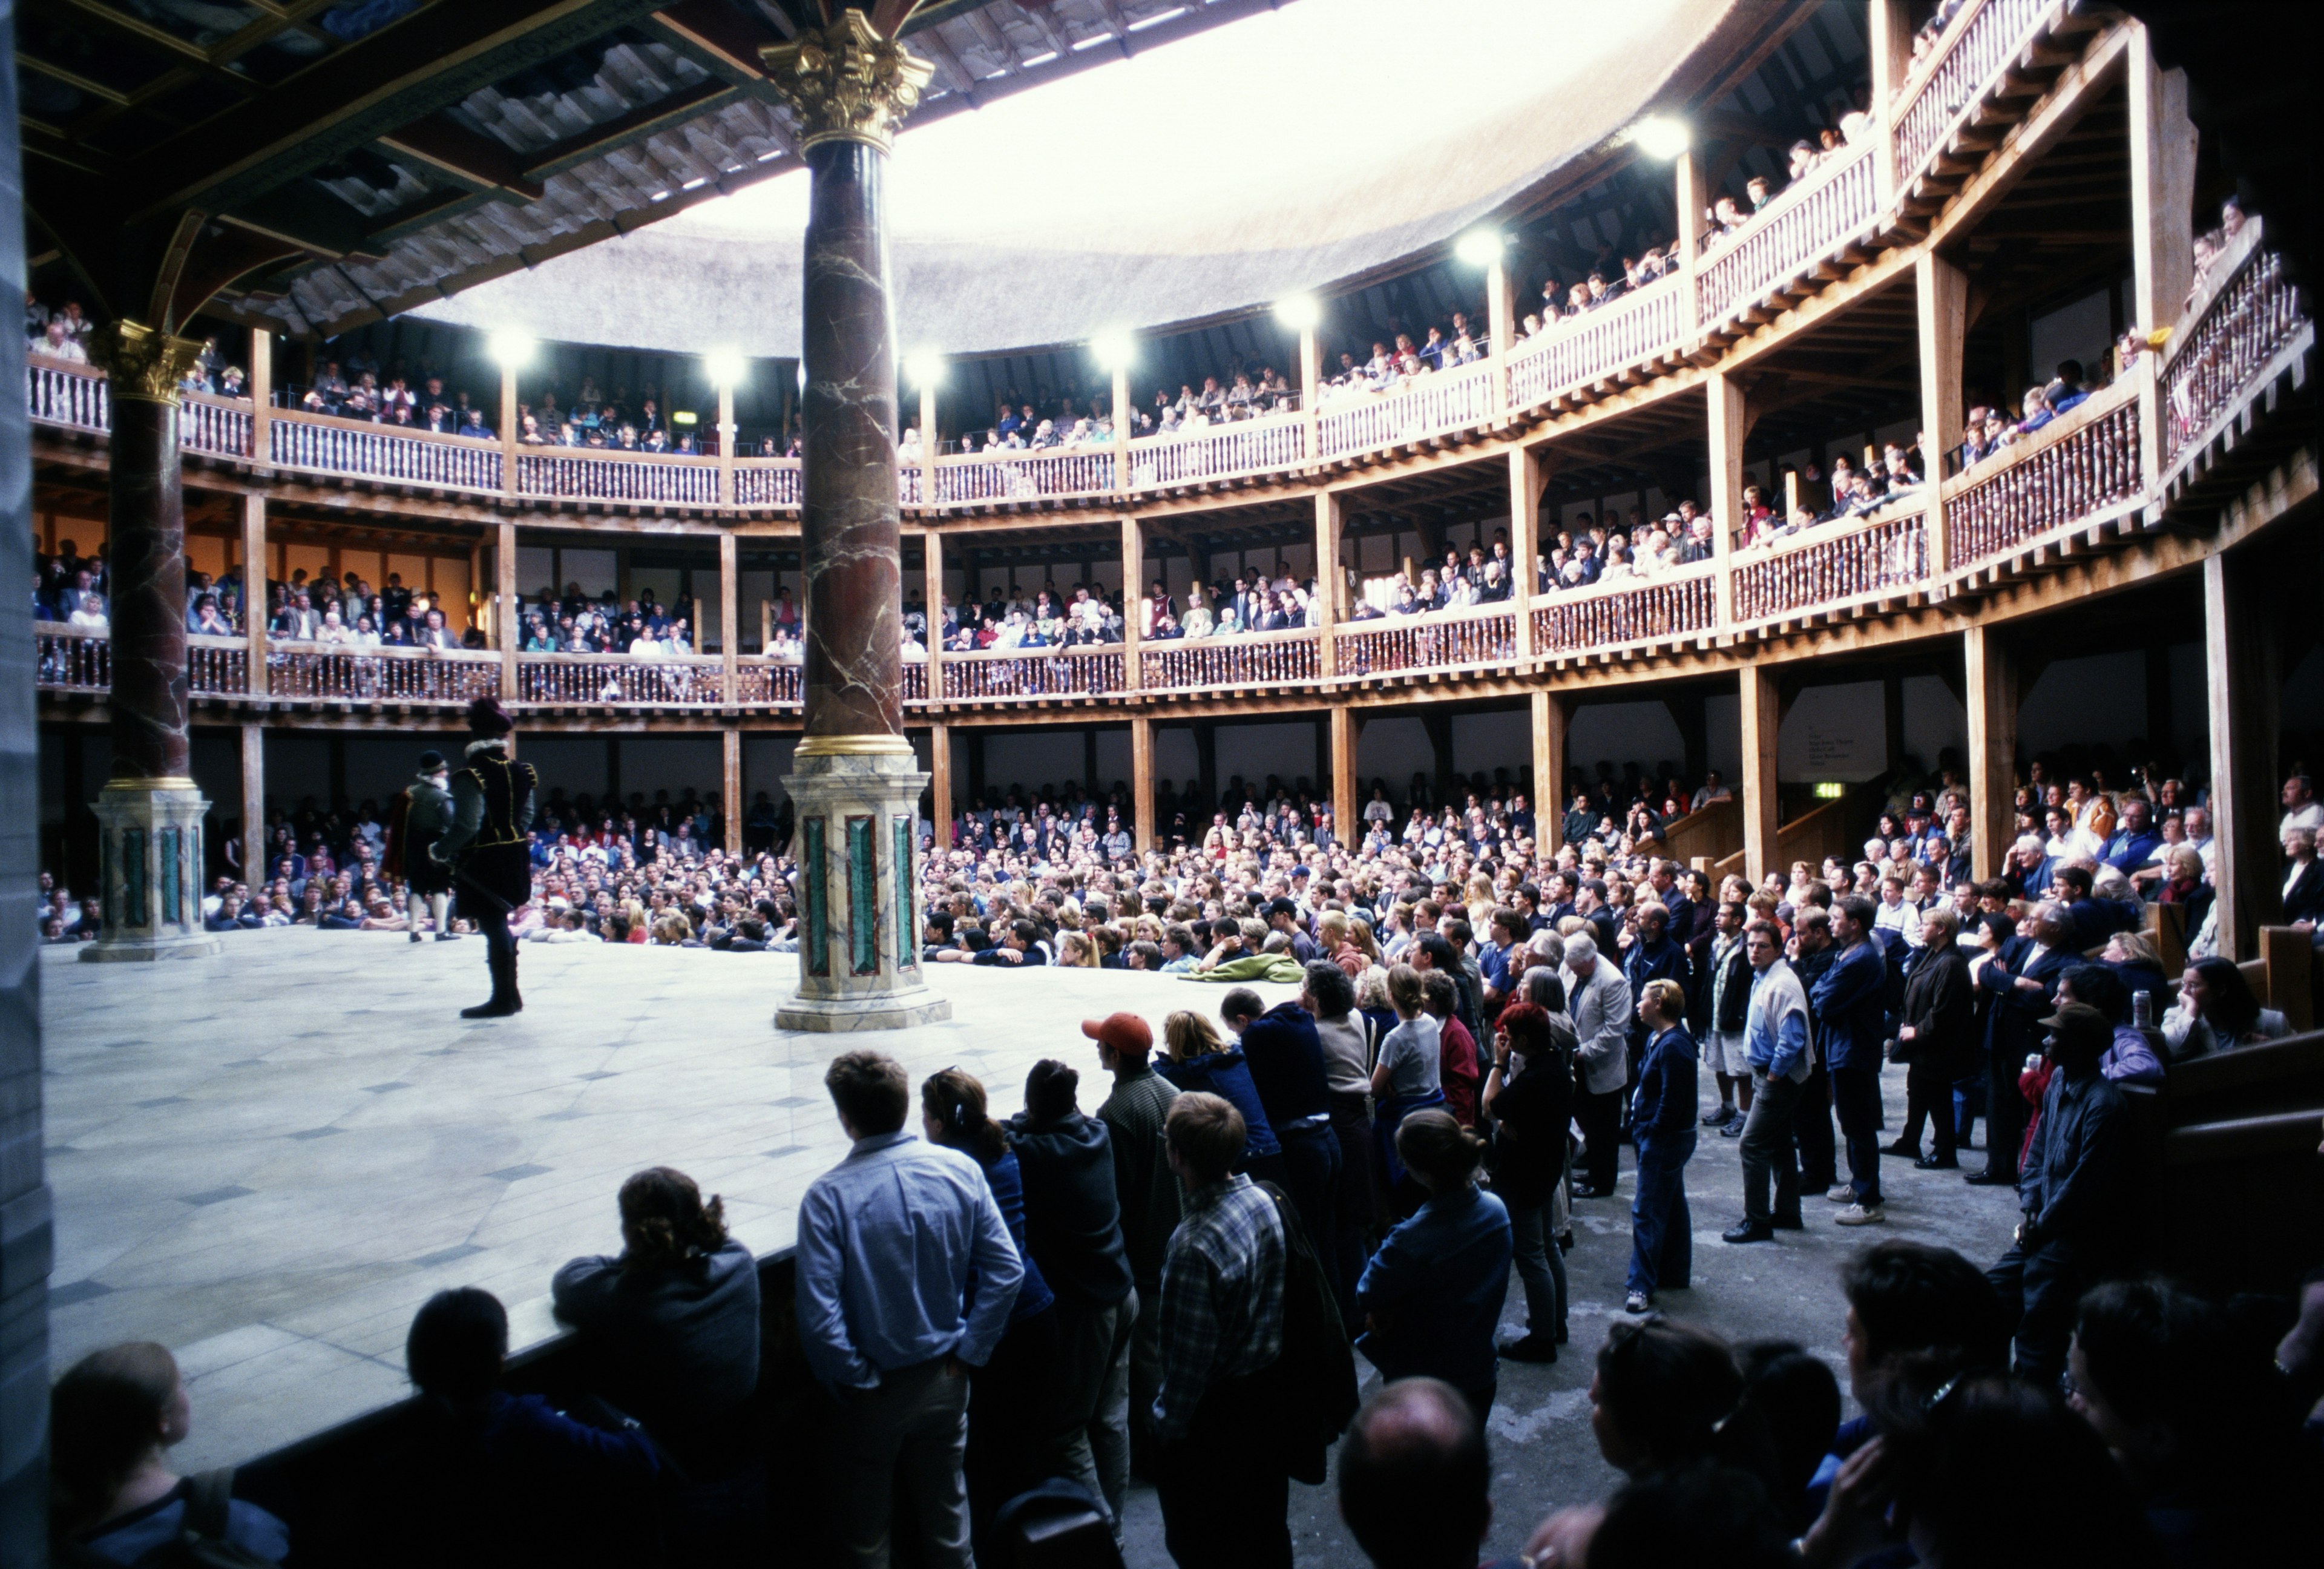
left=1811, top=896, right=1889, bottom=1226
left=795, top=1050, right=1024, bottom=1569
left=1724, top=920, right=1813, bottom=1244
left=2098, top=796, right=2163, bottom=880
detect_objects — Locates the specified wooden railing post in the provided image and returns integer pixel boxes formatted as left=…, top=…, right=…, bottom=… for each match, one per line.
left=1707, top=367, right=1745, bottom=632
left=719, top=527, right=739, bottom=706
left=1313, top=491, right=1342, bottom=680
left=248, top=327, right=271, bottom=465
left=1118, top=515, right=1143, bottom=691
left=241, top=493, right=267, bottom=696
left=1915, top=249, right=1967, bottom=586
left=924, top=525, right=945, bottom=703
left=497, top=519, right=518, bottom=700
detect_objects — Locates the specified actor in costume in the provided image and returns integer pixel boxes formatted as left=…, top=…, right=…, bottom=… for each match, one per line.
left=432, top=699, right=537, bottom=1018
left=384, top=749, right=459, bottom=944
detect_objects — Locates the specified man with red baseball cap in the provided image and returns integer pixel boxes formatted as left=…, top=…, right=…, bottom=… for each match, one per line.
left=1083, top=1011, right=1179, bottom=1473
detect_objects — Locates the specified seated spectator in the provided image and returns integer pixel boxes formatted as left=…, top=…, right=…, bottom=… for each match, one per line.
left=51, top=1341, right=290, bottom=1564
left=2159, top=956, right=2290, bottom=1060
left=550, top=1166, right=761, bottom=1461
left=393, top=1286, right=660, bottom=1567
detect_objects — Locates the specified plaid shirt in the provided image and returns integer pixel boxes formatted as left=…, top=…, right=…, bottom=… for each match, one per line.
left=1151, top=1174, right=1285, bottom=1441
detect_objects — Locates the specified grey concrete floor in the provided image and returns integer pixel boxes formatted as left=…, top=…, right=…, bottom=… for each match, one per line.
left=1117, top=1068, right=2023, bottom=1566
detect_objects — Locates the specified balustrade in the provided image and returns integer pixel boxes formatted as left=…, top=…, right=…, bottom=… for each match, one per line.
left=179, top=395, right=251, bottom=458
left=517, top=653, right=726, bottom=706
left=733, top=459, right=803, bottom=507
left=516, top=450, right=721, bottom=505
left=1945, top=380, right=2144, bottom=571
left=34, top=625, right=109, bottom=691
left=27, top=356, right=107, bottom=432
left=1892, top=0, right=2053, bottom=191
left=271, top=416, right=504, bottom=491
left=735, top=659, right=803, bottom=705
left=1530, top=567, right=1719, bottom=658
left=1141, top=629, right=1319, bottom=692
left=1335, top=607, right=1517, bottom=679
left=2165, top=239, right=2305, bottom=462
left=1732, top=509, right=1930, bottom=622
left=1128, top=414, right=1307, bottom=488
left=268, top=643, right=501, bottom=703
left=1318, top=360, right=1500, bottom=459
left=903, top=659, right=928, bottom=703
left=939, top=646, right=1124, bottom=702
left=1695, top=142, right=1878, bottom=329
left=188, top=635, right=249, bottom=696
left=1508, top=275, right=1686, bottom=408
left=933, top=448, right=1118, bottom=504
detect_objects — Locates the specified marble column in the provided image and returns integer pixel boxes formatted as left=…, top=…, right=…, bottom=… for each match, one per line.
left=764, top=15, right=945, bottom=1030
left=84, top=322, right=217, bottom=962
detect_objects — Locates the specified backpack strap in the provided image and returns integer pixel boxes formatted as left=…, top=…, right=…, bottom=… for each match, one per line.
left=182, top=1468, right=237, bottom=1542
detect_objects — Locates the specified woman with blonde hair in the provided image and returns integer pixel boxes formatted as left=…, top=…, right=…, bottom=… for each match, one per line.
left=1055, top=930, right=1100, bottom=968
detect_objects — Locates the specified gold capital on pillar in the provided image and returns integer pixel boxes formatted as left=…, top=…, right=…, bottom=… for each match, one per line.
left=88, top=320, right=204, bottom=404
left=761, top=12, right=935, bottom=152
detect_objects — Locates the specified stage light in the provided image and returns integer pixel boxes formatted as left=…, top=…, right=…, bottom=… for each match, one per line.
left=1273, top=293, right=1322, bottom=332
left=704, top=347, right=747, bottom=389
left=1454, top=229, right=1505, bottom=269
left=487, top=331, right=534, bottom=370
left=904, top=347, right=945, bottom=387
left=1634, top=114, right=1690, bottom=159
left=1090, top=327, right=1136, bottom=372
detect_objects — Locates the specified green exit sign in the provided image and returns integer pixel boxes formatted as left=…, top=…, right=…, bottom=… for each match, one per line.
left=1813, top=781, right=1845, bottom=800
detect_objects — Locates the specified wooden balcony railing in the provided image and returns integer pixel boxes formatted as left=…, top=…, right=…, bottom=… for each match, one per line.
left=1141, top=628, right=1319, bottom=692
left=35, top=624, right=110, bottom=691
left=1892, top=0, right=2055, bottom=194
left=1336, top=605, right=1518, bottom=679
left=2164, top=225, right=2309, bottom=465
left=1530, top=565, right=1719, bottom=658
left=1318, top=360, right=1501, bottom=459
left=1732, top=506, right=1930, bottom=622
left=1128, top=413, right=1307, bottom=488
left=271, top=413, right=503, bottom=492
left=736, top=658, right=803, bottom=706
left=939, top=646, right=1125, bottom=702
left=515, top=449, right=721, bottom=506
left=732, top=458, right=804, bottom=507
left=1944, top=374, right=2144, bottom=573
left=180, top=393, right=252, bottom=459
left=1508, top=274, right=1687, bottom=409
left=902, top=659, right=928, bottom=703
left=268, top=642, right=501, bottom=703
left=188, top=636, right=250, bottom=696
left=27, top=355, right=107, bottom=432
left=1695, top=140, right=1879, bottom=330
left=518, top=652, right=726, bottom=705
left=932, top=447, right=1117, bottom=504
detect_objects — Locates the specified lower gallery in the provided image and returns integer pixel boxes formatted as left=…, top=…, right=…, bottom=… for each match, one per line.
left=14, top=1, right=2323, bottom=1566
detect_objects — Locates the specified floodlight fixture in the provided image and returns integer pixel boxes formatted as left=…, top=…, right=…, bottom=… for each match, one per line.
left=1634, top=114, right=1691, bottom=160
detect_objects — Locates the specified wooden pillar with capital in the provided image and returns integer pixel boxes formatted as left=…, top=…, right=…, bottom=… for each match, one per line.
left=1330, top=704, right=1361, bottom=849
left=1532, top=689, right=1569, bottom=852
left=1314, top=490, right=1343, bottom=679
left=719, top=528, right=739, bottom=705
left=1509, top=446, right=1546, bottom=656
left=1741, top=662, right=1781, bottom=884
left=1131, top=715, right=1156, bottom=855
left=1965, top=627, right=2018, bottom=883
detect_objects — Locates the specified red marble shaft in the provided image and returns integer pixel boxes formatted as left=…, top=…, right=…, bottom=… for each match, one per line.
left=107, top=395, right=191, bottom=780
left=799, top=137, right=904, bottom=742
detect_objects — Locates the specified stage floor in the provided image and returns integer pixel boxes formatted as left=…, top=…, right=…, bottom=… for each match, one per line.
left=44, top=933, right=1293, bottom=1469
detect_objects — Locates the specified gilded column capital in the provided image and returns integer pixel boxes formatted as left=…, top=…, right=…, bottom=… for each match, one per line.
left=760, top=10, right=934, bottom=153
left=88, top=320, right=203, bottom=404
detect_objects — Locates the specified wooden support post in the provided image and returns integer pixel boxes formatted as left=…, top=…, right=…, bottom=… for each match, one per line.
left=930, top=720, right=953, bottom=852
left=722, top=727, right=742, bottom=855
left=1965, top=626, right=2017, bottom=883
left=499, top=364, right=518, bottom=498
left=2205, top=550, right=2283, bottom=958
left=717, top=383, right=737, bottom=506
left=1675, top=146, right=1705, bottom=281
left=1509, top=447, right=1545, bottom=656
left=1298, top=326, right=1321, bottom=468
left=1424, top=712, right=1454, bottom=806
left=2260, top=927, right=2314, bottom=1033
left=240, top=720, right=265, bottom=879
left=1313, top=492, right=1342, bottom=679
left=1119, top=515, right=1143, bottom=691
left=1532, top=689, right=1569, bottom=852
left=1486, top=252, right=1514, bottom=414
left=1915, top=250, right=1966, bottom=581
left=924, top=527, right=945, bottom=703
left=920, top=377, right=937, bottom=489
left=2127, top=23, right=2197, bottom=337
left=247, top=327, right=271, bottom=465
left=496, top=520, right=518, bottom=699
left=719, top=528, right=739, bottom=705
left=1112, top=364, right=1132, bottom=494
left=1868, top=0, right=1912, bottom=209
left=1707, top=368, right=1745, bottom=630
left=1741, top=663, right=1781, bottom=884
left=1330, top=704, right=1359, bottom=850
left=1131, top=715, right=1155, bottom=855
left=240, top=493, right=267, bottom=696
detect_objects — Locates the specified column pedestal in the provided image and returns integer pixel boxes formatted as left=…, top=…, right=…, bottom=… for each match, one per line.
left=82, top=783, right=220, bottom=961
left=775, top=749, right=951, bottom=1032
